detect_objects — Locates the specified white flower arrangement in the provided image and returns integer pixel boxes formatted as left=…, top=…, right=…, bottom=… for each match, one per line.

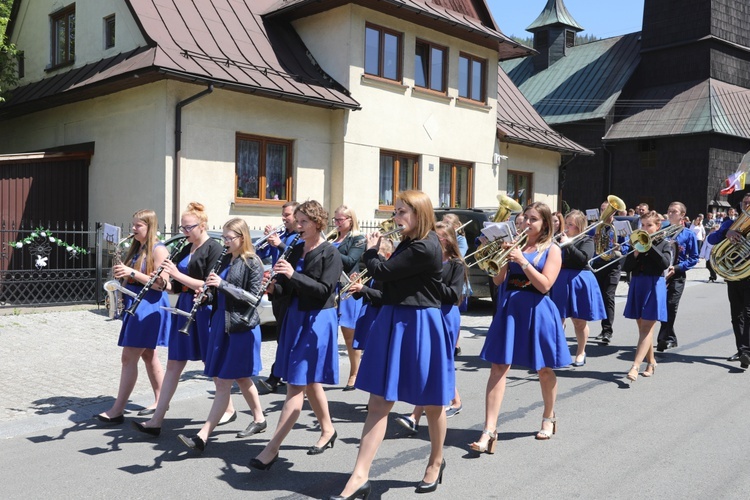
left=8, top=227, right=88, bottom=257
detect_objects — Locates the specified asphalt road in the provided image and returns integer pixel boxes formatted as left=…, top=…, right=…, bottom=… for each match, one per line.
left=1, top=263, right=748, bottom=499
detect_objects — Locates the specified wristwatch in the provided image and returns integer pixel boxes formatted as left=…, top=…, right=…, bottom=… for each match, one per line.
left=130, top=271, right=136, bottom=279
left=521, top=261, right=530, bottom=271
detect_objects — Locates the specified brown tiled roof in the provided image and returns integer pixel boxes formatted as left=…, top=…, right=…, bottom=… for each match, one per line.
left=604, top=78, right=750, bottom=141
left=1, top=0, right=359, bottom=117
left=264, top=0, right=533, bottom=60
left=497, top=67, right=592, bottom=155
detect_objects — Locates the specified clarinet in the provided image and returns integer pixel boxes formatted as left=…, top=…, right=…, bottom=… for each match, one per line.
left=179, top=246, right=229, bottom=335
left=124, top=237, right=188, bottom=316
left=239, top=234, right=301, bottom=325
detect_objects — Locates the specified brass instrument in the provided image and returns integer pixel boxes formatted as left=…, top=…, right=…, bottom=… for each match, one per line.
left=255, top=224, right=285, bottom=251
left=592, top=224, right=683, bottom=273
left=493, top=193, right=523, bottom=223
left=339, top=269, right=370, bottom=301
left=710, top=206, right=750, bottom=281
left=103, top=234, right=136, bottom=319
left=325, top=227, right=339, bottom=241
left=377, top=217, right=402, bottom=241
left=472, top=228, right=530, bottom=276
left=124, top=237, right=189, bottom=316
left=178, top=246, right=230, bottom=335
left=592, top=195, right=627, bottom=261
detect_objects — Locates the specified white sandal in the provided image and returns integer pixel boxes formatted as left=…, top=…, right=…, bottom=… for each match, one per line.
left=535, top=416, right=557, bottom=440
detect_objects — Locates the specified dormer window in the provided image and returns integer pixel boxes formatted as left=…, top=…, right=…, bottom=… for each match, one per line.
left=104, top=15, right=116, bottom=49
left=565, top=30, right=575, bottom=48
left=51, top=4, right=76, bottom=68
left=364, top=23, right=402, bottom=82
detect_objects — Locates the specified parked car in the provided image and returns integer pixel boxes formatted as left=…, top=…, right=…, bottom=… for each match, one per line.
left=163, top=230, right=275, bottom=327
left=434, top=207, right=501, bottom=303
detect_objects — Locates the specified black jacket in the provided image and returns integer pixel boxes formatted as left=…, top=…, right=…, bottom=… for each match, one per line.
left=622, top=239, right=671, bottom=276
left=353, top=279, right=384, bottom=306
left=336, top=233, right=366, bottom=274
left=213, top=255, right=264, bottom=332
left=439, top=258, right=465, bottom=306
left=170, top=238, right=225, bottom=292
left=273, top=241, right=342, bottom=311
left=561, top=235, right=594, bottom=270
left=363, top=232, right=443, bottom=308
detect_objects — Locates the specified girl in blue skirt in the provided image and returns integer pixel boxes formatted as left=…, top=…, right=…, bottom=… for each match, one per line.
left=470, top=202, right=569, bottom=452
left=177, top=218, right=267, bottom=451
left=333, top=190, right=452, bottom=498
left=96, top=209, right=171, bottom=424
left=250, top=200, right=343, bottom=470
left=622, top=210, right=671, bottom=382
left=551, top=210, right=607, bottom=366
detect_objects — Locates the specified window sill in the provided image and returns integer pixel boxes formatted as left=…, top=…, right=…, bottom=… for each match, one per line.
left=375, top=208, right=394, bottom=218
left=361, top=74, right=408, bottom=94
left=45, top=61, right=75, bottom=73
left=455, top=97, right=492, bottom=112
left=411, top=87, right=453, bottom=104
left=231, top=200, right=287, bottom=212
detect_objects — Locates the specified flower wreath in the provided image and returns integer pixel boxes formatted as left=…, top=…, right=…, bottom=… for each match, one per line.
left=8, top=227, right=88, bottom=268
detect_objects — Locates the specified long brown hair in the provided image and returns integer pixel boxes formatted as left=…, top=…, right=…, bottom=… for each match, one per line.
left=123, top=209, right=160, bottom=275
left=436, top=221, right=468, bottom=302
left=524, top=202, right=554, bottom=263
left=397, top=190, right=436, bottom=241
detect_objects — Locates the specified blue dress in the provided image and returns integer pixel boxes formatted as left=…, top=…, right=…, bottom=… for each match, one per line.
left=624, top=275, right=667, bottom=322
left=273, top=260, right=340, bottom=386
left=550, top=268, right=607, bottom=320
left=203, top=266, right=262, bottom=379
left=168, top=254, right=210, bottom=361
left=118, top=246, right=171, bottom=349
left=441, top=304, right=461, bottom=346
left=481, top=247, right=572, bottom=370
left=333, top=240, right=363, bottom=329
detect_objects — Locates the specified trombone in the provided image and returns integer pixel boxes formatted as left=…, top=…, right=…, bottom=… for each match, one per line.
left=591, top=224, right=683, bottom=273
left=563, top=194, right=626, bottom=249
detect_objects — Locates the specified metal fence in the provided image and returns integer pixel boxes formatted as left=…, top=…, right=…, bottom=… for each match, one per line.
left=0, top=219, right=388, bottom=308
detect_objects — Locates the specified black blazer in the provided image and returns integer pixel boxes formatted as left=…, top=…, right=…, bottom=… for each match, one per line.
left=273, top=241, right=343, bottom=311
left=170, top=238, right=225, bottom=292
left=439, top=258, right=465, bottom=306
left=336, top=233, right=366, bottom=274
left=622, top=238, right=671, bottom=276
left=561, top=235, right=594, bottom=270
left=353, top=279, right=384, bottom=306
left=363, top=232, right=442, bottom=308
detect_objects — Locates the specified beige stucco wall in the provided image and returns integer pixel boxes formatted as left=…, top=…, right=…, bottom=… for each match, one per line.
left=497, top=141, right=561, bottom=210
left=10, top=0, right=146, bottom=85
left=293, top=5, right=503, bottom=220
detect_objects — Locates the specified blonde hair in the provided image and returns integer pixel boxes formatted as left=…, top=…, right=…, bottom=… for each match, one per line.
left=565, top=210, right=587, bottom=234
left=397, top=190, right=436, bottom=241
left=123, top=209, right=160, bottom=275
left=223, top=217, right=255, bottom=262
left=335, top=205, right=360, bottom=235
left=182, top=201, right=208, bottom=227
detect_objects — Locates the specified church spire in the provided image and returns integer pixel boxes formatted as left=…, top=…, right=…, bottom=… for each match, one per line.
left=526, top=0, right=584, bottom=33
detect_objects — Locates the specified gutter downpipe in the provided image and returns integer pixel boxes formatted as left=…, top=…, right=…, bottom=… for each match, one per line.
left=173, top=84, right=214, bottom=229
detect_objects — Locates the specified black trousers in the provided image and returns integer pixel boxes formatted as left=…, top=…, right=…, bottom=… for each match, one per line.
left=594, top=261, right=622, bottom=336
left=657, top=274, right=685, bottom=344
left=706, top=259, right=717, bottom=280
left=727, top=280, right=750, bottom=354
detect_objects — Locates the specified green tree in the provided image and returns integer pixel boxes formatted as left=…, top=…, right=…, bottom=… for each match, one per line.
left=1, top=0, right=18, bottom=103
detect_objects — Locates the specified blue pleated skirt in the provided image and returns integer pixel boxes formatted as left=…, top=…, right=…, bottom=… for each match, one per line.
left=355, top=305, right=455, bottom=406
left=623, top=274, right=667, bottom=322
left=118, top=284, right=171, bottom=349
left=441, top=304, right=461, bottom=346
left=353, top=302, right=379, bottom=350
left=273, top=297, right=339, bottom=386
left=168, top=292, right=211, bottom=361
left=203, top=294, right=262, bottom=380
left=549, top=268, right=607, bottom=321
left=338, top=295, right=363, bottom=329
left=481, top=289, right=571, bottom=370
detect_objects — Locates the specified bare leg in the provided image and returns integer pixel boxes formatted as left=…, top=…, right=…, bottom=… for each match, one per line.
left=341, top=326, right=361, bottom=387
left=306, top=382, right=336, bottom=447
left=450, top=387, right=462, bottom=408
left=633, top=319, right=657, bottom=369
left=336, top=394, right=394, bottom=498
left=140, top=348, right=164, bottom=408
left=537, top=367, right=557, bottom=437
left=141, top=359, right=186, bottom=427
left=470, top=363, right=509, bottom=448
left=100, top=346, right=145, bottom=418
left=197, top=377, right=233, bottom=442
left=235, top=378, right=265, bottom=423
left=422, top=406, right=447, bottom=483
left=254, top=384, right=305, bottom=464
left=408, top=405, right=425, bottom=426
left=214, top=376, right=235, bottom=418
left=571, top=318, right=589, bottom=362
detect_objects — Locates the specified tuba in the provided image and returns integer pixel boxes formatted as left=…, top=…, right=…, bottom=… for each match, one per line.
left=593, top=195, right=627, bottom=262
left=710, top=206, right=750, bottom=281
left=493, top=193, right=523, bottom=223
left=467, top=194, right=523, bottom=275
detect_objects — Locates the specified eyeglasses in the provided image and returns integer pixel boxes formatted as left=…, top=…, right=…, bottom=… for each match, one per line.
left=178, top=224, right=199, bottom=233
left=222, top=235, right=242, bottom=243
left=333, top=217, right=350, bottom=222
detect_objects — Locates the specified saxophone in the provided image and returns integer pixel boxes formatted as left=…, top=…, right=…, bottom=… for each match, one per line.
left=103, top=234, right=136, bottom=319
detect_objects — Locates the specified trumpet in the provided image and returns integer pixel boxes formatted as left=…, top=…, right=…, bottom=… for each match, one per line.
left=124, top=237, right=188, bottom=316
left=255, top=224, right=285, bottom=251
left=592, top=224, right=684, bottom=273
left=338, top=269, right=370, bottom=301
left=469, top=228, right=530, bottom=276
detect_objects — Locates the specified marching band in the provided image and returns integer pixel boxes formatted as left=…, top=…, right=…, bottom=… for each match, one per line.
left=92, top=188, right=748, bottom=499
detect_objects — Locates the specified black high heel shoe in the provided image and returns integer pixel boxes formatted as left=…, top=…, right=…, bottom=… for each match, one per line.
left=248, top=454, right=279, bottom=471
left=415, top=459, right=445, bottom=494
left=132, top=421, right=161, bottom=437
left=177, top=434, right=205, bottom=452
left=328, top=481, right=372, bottom=500
left=308, top=430, right=337, bottom=455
